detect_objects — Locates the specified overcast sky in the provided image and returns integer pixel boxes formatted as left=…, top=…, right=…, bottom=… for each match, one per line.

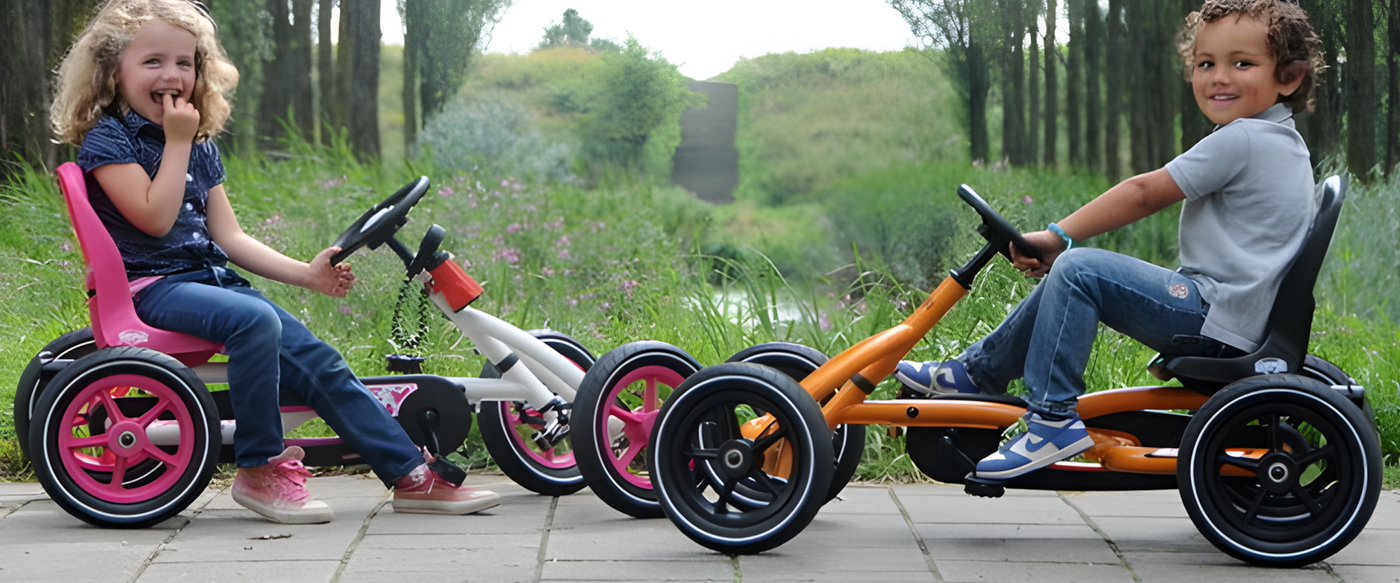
left=378, top=0, right=919, bottom=80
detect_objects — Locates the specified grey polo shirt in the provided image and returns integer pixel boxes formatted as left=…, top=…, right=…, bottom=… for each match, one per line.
left=1165, top=103, right=1315, bottom=352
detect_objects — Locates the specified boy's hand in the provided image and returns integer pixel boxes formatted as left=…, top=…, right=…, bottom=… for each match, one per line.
left=162, top=94, right=200, bottom=143
left=1009, top=230, right=1066, bottom=278
left=306, top=247, right=356, bottom=297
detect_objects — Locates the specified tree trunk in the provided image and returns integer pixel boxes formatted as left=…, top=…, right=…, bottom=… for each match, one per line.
left=1083, top=0, right=1101, bottom=172
left=1179, top=0, right=1212, bottom=152
left=1300, top=0, right=1342, bottom=166
left=334, top=0, right=353, bottom=136
left=290, top=0, right=314, bottom=139
left=1344, top=0, right=1376, bottom=179
left=0, top=0, right=55, bottom=177
left=1104, top=0, right=1122, bottom=183
left=1028, top=10, right=1040, bottom=165
left=969, top=36, right=992, bottom=165
left=345, top=0, right=380, bottom=160
left=1388, top=0, right=1400, bottom=176
left=1043, top=0, right=1057, bottom=166
left=317, top=0, right=334, bottom=144
left=1000, top=0, right=1026, bottom=165
left=402, top=0, right=420, bottom=152
left=259, top=0, right=292, bottom=144
left=1066, top=0, right=1082, bottom=167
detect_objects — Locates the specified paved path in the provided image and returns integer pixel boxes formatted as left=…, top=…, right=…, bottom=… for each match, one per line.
left=1, top=477, right=1397, bottom=583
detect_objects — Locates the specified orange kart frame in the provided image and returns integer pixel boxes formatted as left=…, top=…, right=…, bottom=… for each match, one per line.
left=651, top=178, right=1381, bottom=567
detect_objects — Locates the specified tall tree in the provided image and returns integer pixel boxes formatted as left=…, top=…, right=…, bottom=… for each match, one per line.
left=1299, top=0, right=1342, bottom=166
left=1, top=0, right=54, bottom=176
left=1178, top=0, right=1212, bottom=152
left=891, top=0, right=997, bottom=163
left=998, top=0, right=1028, bottom=165
left=1104, top=0, right=1123, bottom=182
left=1343, top=0, right=1376, bottom=179
left=539, top=8, right=593, bottom=48
left=1082, top=0, right=1101, bottom=172
left=1027, top=1, right=1041, bottom=164
left=1126, top=0, right=1176, bottom=174
left=1043, top=0, right=1057, bottom=166
left=1066, top=0, right=1083, bottom=166
left=318, top=0, right=334, bottom=144
left=342, top=0, right=380, bottom=160
left=402, top=0, right=511, bottom=138
left=258, top=0, right=314, bottom=143
left=1389, top=0, right=1400, bottom=176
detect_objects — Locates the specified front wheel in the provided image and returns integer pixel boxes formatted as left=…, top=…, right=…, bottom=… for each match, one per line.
left=651, top=363, right=833, bottom=555
left=478, top=330, right=595, bottom=496
left=1178, top=374, right=1381, bottom=567
left=572, top=341, right=702, bottom=518
left=30, top=347, right=220, bottom=528
left=15, top=328, right=98, bottom=461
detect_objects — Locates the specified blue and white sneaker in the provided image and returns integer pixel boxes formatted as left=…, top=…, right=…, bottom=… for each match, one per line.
left=975, top=412, right=1094, bottom=480
left=894, top=359, right=979, bottom=397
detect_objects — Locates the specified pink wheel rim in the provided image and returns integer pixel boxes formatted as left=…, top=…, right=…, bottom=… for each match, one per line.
left=56, top=374, right=195, bottom=504
left=599, top=365, right=686, bottom=489
left=503, top=401, right=575, bottom=469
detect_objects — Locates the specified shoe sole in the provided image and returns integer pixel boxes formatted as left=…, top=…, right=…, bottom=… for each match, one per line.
left=893, top=370, right=935, bottom=395
left=393, top=493, right=502, bottom=515
left=232, top=490, right=335, bottom=524
left=975, top=434, right=1096, bottom=480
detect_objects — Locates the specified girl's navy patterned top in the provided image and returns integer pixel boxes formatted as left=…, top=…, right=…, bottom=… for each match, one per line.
left=76, top=110, right=230, bottom=278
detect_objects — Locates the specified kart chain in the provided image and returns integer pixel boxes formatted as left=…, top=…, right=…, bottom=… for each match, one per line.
left=390, top=275, right=433, bottom=355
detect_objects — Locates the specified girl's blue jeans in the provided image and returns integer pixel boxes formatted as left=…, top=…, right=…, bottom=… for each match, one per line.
left=958, top=248, right=1211, bottom=418
left=134, top=266, right=422, bottom=483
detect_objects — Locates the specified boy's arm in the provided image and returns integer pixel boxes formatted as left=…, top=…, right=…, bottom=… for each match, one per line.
left=206, top=185, right=355, bottom=297
left=1013, top=169, right=1185, bottom=276
left=90, top=95, right=200, bottom=238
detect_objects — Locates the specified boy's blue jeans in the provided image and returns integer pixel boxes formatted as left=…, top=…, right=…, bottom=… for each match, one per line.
left=958, top=248, right=1211, bottom=418
left=134, top=266, right=422, bottom=482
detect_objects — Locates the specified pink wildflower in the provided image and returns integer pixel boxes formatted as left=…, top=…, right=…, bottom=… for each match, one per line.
left=495, top=248, right=521, bottom=264
left=1022, top=196, right=1033, bottom=203
left=506, top=223, right=523, bottom=233
left=438, top=186, right=455, bottom=197
left=557, top=249, right=571, bottom=260
left=338, top=304, right=353, bottom=315
left=541, top=266, right=555, bottom=276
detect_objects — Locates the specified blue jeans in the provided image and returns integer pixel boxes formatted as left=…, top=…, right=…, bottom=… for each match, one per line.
left=134, top=266, right=422, bottom=482
left=958, top=248, right=1210, bottom=417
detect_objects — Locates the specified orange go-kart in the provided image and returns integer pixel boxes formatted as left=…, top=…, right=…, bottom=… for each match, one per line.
left=647, top=177, right=1380, bottom=568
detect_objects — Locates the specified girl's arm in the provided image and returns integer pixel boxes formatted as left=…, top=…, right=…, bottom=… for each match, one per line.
left=90, top=95, right=200, bottom=237
left=206, top=184, right=355, bottom=297
left=1013, top=168, right=1185, bottom=276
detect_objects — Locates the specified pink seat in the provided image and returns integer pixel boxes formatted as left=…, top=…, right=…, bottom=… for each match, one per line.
left=57, top=162, right=221, bottom=366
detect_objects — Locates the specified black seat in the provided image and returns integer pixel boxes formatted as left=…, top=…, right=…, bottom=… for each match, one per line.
left=1160, top=175, right=1347, bottom=389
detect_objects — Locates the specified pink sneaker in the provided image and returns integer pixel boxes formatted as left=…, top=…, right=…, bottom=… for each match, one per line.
left=231, top=446, right=334, bottom=524
left=392, top=454, right=500, bottom=515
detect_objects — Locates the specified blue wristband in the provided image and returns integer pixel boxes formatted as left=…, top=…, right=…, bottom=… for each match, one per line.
left=1047, top=223, right=1074, bottom=250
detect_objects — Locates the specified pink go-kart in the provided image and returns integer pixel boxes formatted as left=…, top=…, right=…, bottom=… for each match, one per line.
left=13, top=163, right=695, bottom=527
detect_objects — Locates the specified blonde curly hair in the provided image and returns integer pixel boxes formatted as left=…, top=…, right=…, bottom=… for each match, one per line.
left=50, top=0, right=239, bottom=145
left=1177, top=0, right=1325, bottom=114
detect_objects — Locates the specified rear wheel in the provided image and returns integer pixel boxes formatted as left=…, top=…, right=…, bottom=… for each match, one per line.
left=478, top=331, right=595, bottom=496
left=725, top=342, right=864, bottom=502
left=15, top=328, right=98, bottom=461
left=1178, top=374, right=1380, bottom=567
left=30, top=347, right=219, bottom=528
left=572, top=341, right=702, bottom=518
left=651, top=363, right=833, bottom=555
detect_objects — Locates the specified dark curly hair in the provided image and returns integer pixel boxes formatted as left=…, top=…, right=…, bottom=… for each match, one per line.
left=1177, top=0, right=1325, bottom=113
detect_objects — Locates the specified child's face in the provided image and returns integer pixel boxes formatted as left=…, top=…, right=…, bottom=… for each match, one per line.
left=114, top=19, right=197, bottom=127
left=1190, top=14, right=1302, bottom=125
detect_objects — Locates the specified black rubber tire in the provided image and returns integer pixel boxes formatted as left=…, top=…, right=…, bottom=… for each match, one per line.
left=477, top=330, right=595, bottom=496
left=1178, top=374, right=1381, bottom=567
left=30, top=347, right=220, bottom=528
left=651, top=363, right=834, bottom=555
left=573, top=341, right=702, bottom=518
left=15, top=328, right=98, bottom=461
left=725, top=342, right=865, bottom=502
left=1299, top=355, right=1377, bottom=434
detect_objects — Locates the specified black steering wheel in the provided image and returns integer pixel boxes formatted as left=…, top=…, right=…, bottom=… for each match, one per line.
left=329, top=176, right=431, bottom=265
left=957, top=184, right=1044, bottom=262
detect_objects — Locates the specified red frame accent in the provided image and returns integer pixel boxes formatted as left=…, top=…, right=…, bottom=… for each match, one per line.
left=427, top=260, right=484, bottom=311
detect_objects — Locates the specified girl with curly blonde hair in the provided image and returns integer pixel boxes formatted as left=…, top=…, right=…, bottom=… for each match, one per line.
left=50, top=0, right=499, bottom=524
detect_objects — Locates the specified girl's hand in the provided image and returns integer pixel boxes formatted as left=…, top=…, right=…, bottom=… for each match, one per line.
left=1009, top=230, right=1067, bottom=278
left=306, top=247, right=356, bottom=297
left=163, top=93, right=200, bottom=143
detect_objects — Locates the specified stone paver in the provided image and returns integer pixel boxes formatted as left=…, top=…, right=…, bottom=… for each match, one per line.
left=0, top=480, right=1394, bottom=582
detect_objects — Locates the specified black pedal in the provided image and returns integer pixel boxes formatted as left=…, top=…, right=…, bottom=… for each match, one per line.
left=427, top=457, right=468, bottom=487
left=963, top=473, right=1006, bottom=498
left=386, top=354, right=425, bottom=374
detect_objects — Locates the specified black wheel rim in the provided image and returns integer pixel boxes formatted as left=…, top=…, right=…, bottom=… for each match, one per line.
left=662, top=389, right=808, bottom=529
left=1194, top=394, right=1363, bottom=549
